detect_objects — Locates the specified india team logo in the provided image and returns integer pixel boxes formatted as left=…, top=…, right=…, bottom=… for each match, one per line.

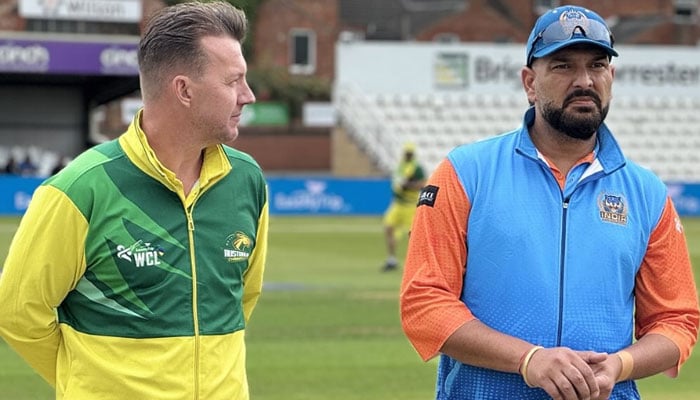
left=598, top=193, right=628, bottom=225
left=560, top=8, right=590, bottom=32
left=224, top=232, right=253, bottom=262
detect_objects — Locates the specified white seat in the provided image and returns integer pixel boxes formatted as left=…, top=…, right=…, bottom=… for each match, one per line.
left=337, top=88, right=700, bottom=180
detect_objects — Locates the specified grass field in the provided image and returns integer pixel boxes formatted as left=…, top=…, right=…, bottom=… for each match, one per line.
left=1, top=216, right=699, bottom=399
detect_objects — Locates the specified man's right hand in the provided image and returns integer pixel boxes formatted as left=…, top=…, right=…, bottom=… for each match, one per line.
left=586, top=352, right=622, bottom=400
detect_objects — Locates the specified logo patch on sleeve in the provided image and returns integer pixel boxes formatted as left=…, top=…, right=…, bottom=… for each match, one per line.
left=417, top=185, right=439, bottom=207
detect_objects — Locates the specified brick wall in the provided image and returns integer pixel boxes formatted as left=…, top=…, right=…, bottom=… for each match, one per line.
left=233, top=126, right=331, bottom=172
left=253, top=0, right=339, bottom=81
left=415, top=0, right=700, bottom=45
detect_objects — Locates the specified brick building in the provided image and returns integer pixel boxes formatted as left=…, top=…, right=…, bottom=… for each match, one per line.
left=253, top=0, right=700, bottom=82
left=2, top=0, right=699, bottom=174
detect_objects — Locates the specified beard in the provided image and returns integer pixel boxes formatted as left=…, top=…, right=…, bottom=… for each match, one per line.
left=541, top=90, right=609, bottom=140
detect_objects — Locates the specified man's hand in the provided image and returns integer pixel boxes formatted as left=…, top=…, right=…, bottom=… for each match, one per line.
left=524, top=347, right=607, bottom=400
left=586, top=352, right=622, bottom=400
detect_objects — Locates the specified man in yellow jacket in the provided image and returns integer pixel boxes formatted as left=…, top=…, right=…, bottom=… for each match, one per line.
left=0, top=2, right=268, bottom=399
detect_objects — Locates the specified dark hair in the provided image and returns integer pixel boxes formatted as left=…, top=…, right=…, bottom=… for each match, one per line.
left=138, top=1, right=248, bottom=98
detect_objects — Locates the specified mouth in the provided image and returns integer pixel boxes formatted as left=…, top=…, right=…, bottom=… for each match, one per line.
left=564, top=90, right=601, bottom=109
left=566, top=97, right=598, bottom=107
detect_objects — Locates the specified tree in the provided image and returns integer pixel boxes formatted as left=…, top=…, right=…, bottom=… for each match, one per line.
left=163, top=0, right=262, bottom=57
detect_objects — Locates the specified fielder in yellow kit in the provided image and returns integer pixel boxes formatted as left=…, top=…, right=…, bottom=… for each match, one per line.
left=382, top=142, right=426, bottom=271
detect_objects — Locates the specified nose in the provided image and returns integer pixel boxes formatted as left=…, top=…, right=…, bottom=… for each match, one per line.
left=240, top=79, right=256, bottom=105
left=572, top=67, right=594, bottom=88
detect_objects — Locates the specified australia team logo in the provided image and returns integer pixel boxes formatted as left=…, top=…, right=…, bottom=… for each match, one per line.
left=598, top=193, right=628, bottom=225
left=224, top=232, right=253, bottom=262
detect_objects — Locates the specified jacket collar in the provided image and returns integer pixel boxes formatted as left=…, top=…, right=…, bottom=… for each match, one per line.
left=516, top=106, right=626, bottom=173
left=118, top=109, right=231, bottom=197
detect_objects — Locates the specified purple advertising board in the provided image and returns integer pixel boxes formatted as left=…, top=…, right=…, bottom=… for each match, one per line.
left=0, top=36, right=139, bottom=76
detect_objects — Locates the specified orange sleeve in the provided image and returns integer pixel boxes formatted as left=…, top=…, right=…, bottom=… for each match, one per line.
left=400, top=159, right=475, bottom=361
left=635, top=197, right=700, bottom=376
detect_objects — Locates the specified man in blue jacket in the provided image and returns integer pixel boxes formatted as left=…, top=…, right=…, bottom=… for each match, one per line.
left=400, top=5, right=700, bottom=400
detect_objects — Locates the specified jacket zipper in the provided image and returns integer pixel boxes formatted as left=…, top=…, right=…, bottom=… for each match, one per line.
left=556, top=197, right=570, bottom=347
left=186, top=206, right=200, bottom=400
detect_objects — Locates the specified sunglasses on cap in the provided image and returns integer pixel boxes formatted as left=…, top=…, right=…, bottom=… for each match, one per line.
left=527, top=18, right=614, bottom=66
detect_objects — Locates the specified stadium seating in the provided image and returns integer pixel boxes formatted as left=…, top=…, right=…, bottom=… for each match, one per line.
left=336, top=88, right=700, bottom=183
left=0, top=145, right=60, bottom=177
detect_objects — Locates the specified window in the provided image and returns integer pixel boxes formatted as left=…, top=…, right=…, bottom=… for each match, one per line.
left=674, top=0, right=698, bottom=24
left=433, top=33, right=460, bottom=43
left=289, top=29, right=316, bottom=75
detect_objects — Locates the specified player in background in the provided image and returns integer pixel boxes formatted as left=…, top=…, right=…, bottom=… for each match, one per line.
left=382, top=142, right=426, bottom=272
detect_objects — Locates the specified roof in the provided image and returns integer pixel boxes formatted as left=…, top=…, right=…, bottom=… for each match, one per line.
left=610, top=14, right=666, bottom=43
left=339, top=0, right=464, bottom=40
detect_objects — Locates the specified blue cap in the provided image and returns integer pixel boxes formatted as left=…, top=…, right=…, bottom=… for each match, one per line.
left=526, top=5, right=618, bottom=66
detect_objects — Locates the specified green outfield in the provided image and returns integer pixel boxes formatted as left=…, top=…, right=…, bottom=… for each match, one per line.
left=1, top=216, right=699, bottom=399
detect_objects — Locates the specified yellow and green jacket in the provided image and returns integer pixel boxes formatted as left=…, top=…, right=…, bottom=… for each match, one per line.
left=391, top=160, right=425, bottom=204
left=0, top=111, right=268, bottom=400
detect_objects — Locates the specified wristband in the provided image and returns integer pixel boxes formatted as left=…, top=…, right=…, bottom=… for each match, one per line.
left=519, top=346, right=544, bottom=388
left=616, top=350, right=634, bottom=382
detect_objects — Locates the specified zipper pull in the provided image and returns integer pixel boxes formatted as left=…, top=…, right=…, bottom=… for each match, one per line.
left=187, top=211, right=195, bottom=231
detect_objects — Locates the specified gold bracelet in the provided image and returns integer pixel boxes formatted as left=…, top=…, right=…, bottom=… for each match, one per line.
left=616, top=350, right=634, bottom=382
left=519, top=346, right=544, bottom=388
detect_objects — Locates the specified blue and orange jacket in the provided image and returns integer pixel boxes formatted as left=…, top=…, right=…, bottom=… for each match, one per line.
left=400, top=107, right=699, bottom=399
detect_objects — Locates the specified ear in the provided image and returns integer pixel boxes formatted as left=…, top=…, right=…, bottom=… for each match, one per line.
left=521, top=66, right=536, bottom=105
left=172, top=75, right=193, bottom=107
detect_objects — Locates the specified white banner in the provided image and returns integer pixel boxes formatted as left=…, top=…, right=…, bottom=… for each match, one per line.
left=336, top=42, right=700, bottom=98
left=19, top=0, right=142, bottom=23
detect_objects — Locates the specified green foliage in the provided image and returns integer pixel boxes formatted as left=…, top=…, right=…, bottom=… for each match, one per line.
left=247, top=66, right=332, bottom=120
left=156, top=0, right=332, bottom=121
left=1, top=216, right=699, bottom=399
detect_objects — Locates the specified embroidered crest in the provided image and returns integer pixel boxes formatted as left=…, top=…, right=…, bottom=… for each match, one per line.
left=598, top=193, right=627, bottom=225
left=224, top=232, right=253, bottom=262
